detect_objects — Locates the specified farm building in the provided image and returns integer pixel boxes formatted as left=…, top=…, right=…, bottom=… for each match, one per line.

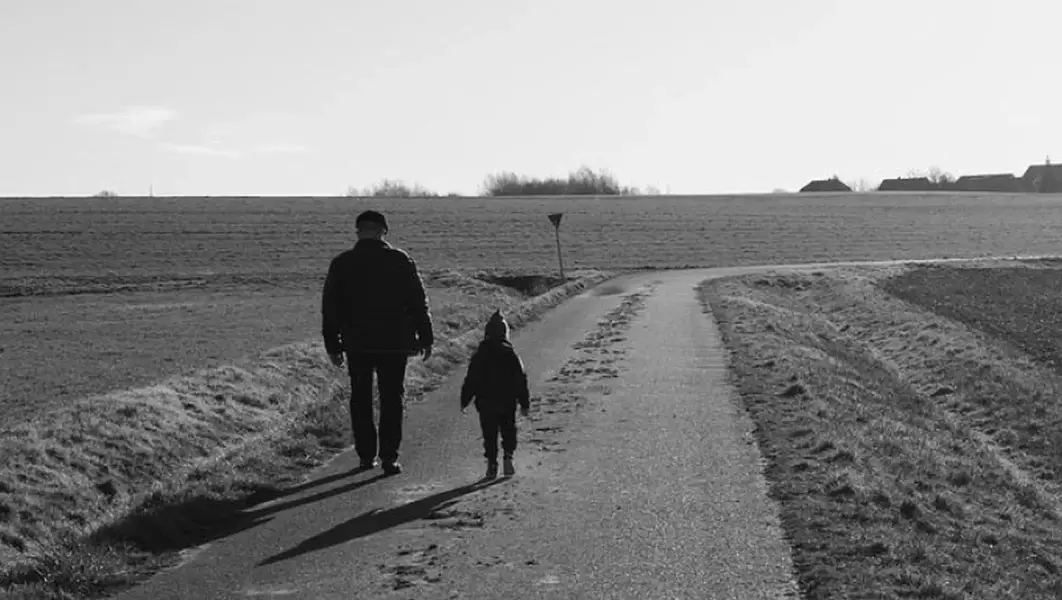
left=877, top=177, right=934, bottom=191
left=1021, top=162, right=1062, bottom=193
left=953, top=173, right=1031, bottom=193
left=800, top=178, right=851, bottom=192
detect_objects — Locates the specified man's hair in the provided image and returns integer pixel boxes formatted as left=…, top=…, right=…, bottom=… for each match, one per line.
left=355, top=210, right=388, bottom=233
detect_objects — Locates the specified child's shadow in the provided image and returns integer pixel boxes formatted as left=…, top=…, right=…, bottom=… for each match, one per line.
left=258, top=477, right=506, bottom=566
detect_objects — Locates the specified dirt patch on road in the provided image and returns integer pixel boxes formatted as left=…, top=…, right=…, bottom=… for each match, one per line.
left=525, top=285, right=655, bottom=454
left=701, top=263, right=1062, bottom=599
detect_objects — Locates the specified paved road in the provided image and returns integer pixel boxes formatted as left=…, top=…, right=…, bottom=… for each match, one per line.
left=112, top=258, right=1045, bottom=600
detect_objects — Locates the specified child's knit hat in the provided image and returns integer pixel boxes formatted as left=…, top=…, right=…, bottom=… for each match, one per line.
left=484, top=310, right=509, bottom=339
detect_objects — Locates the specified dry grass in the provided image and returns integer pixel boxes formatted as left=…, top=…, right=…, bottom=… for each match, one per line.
left=0, top=269, right=562, bottom=422
left=701, top=263, right=1062, bottom=599
left=0, top=269, right=611, bottom=599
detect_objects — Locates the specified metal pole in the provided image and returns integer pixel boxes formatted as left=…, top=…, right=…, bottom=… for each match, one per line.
left=554, top=225, right=565, bottom=280
left=547, top=212, right=565, bottom=280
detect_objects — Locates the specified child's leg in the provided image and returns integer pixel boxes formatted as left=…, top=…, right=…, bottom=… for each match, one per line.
left=478, top=410, right=500, bottom=464
left=500, top=410, right=517, bottom=460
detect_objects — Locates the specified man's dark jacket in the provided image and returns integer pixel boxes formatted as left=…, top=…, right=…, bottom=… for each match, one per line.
left=460, top=338, right=531, bottom=414
left=321, top=239, right=433, bottom=355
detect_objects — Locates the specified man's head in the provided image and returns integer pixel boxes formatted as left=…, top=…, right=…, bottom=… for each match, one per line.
left=355, top=210, right=389, bottom=240
left=484, top=310, right=509, bottom=340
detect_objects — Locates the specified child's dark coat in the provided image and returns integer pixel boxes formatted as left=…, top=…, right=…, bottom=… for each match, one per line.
left=460, top=338, right=530, bottom=414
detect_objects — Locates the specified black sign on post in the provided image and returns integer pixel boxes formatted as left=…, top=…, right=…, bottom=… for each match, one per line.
left=547, top=212, right=565, bottom=280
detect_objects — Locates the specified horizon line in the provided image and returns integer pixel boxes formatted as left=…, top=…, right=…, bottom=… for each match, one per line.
left=1, top=190, right=1048, bottom=201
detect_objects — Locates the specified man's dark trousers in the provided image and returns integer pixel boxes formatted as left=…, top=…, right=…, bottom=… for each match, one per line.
left=346, top=351, right=409, bottom=464
left=478, top=409, right=517, bottom=463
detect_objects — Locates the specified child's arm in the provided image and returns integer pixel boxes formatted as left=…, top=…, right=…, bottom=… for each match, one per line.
left=460, top=351, right=483, bottom=410
left=513, top=354, right=531, bottom=414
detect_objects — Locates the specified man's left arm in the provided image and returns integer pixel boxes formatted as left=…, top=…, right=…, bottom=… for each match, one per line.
left=404, top=255, right=434, bottom=353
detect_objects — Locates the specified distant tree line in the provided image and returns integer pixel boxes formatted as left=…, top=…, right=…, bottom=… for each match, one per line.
left=479, top=166, right=656, bottom=196
left=346, top=179, right=444, bottom=198
left=345, top=166, right=661, bottom=198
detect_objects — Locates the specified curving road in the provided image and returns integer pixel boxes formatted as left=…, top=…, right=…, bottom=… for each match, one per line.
left=112, top=257, right=1040, bottom=600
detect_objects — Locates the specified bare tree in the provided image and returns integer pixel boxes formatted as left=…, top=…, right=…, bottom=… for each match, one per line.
left=902, top=166, right=954, bottom=189
left=926, top=166, right=955, bottom=188
left=846, top=178, right=876, bottom=192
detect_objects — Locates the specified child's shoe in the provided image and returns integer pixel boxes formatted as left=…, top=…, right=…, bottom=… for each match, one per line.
left=485, top=461, right=498, bottom=480
left=503, top=457, right=515, bottom=477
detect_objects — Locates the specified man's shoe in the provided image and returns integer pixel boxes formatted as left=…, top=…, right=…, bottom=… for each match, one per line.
left=484, top=462, right=498, bottom=480
left=503, top=457, right=515, bottom=477
left=381, top=460, right=402, bottom=475
left=357, top=458, right=378, bottom=472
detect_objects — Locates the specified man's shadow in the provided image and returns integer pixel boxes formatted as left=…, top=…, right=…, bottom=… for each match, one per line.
left=243, top=470, right=391, bottom=520
left=257, top=477, right=505, bottom=566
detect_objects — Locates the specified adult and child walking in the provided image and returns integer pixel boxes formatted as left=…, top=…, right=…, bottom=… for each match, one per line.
left=321, top=210, right=532, bottom=480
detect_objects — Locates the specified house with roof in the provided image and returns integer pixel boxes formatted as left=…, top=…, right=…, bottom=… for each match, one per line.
left=799, top=177, right=851, bottom=192
left=877, top=177, right=934, bottom=191
left=1021, top=160, right=1062, bottom=193
left=953, top=173, right=1031, bottom=193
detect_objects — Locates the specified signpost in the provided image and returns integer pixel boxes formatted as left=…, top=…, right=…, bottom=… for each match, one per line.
left=547, top=212, right=565, bottom=280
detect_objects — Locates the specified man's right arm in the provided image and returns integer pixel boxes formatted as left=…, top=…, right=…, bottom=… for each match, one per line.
left=321, top=257, right=344, bottom=356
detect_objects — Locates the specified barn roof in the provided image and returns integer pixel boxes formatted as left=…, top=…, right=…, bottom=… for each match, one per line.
left=879, top=177, right=932, bottom=185
left=954, top=173, right=1019, bottom=182
left=1022, top=164, right=1062, bottom=180
left=799, top=178, right=851, bottom=192
left=952, top=173, right=1031, bottom=192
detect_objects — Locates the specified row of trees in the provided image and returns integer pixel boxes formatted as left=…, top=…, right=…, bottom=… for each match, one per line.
left=346, top=166, right=661, bottom=198
left=345, top=179, right=446, bottom=198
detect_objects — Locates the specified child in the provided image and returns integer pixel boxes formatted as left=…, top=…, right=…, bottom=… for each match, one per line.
left=460, top=310, right=531, bottom=479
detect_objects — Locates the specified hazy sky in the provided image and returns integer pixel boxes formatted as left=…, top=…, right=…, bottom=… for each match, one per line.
left=2, top=0, right=1058, bottom=196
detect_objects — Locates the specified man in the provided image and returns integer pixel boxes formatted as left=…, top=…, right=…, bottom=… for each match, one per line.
left=321, top=210, right=434, bottom=475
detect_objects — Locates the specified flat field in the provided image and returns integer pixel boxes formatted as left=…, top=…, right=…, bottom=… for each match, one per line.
left=5, top=193, right=1062, bottom=279
left=702, top=260, right=1062, bottom=598
left=5, top=192, right=1062, bottom=422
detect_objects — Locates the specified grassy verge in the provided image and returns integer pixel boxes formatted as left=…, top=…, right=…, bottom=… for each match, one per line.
left=700, top=263, right=1062, bottom=599
left=0, top=268, right=613, bottom=600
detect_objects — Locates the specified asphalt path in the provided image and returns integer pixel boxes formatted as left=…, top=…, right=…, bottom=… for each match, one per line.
left=113, top=257, right=1048, bottom=600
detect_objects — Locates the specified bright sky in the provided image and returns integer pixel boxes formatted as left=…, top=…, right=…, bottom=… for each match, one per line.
left=2, top=0, right=1058, bottom=197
